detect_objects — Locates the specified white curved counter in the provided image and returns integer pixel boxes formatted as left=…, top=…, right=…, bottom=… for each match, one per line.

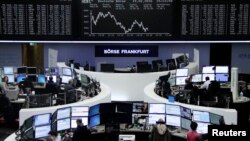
left=19, top=83, right=111, bottom=126
left=144, top=83, right=237, bottom=125
left=58, top=62, right=198, bottom=101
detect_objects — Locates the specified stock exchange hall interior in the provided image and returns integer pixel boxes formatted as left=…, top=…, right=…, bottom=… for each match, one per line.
left=1, top=0, right=250, bottom=141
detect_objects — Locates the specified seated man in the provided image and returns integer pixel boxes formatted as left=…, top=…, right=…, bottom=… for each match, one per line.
left=200, top=76, right=211, bottom=90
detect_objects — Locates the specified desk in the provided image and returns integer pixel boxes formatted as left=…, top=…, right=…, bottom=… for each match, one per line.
left=19, top=83, right=111, bottom=126
left=58, top=62, right=198, bottom=101
left=144, top=83, right=238, bottom=125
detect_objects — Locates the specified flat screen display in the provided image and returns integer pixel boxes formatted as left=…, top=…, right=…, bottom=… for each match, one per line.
left=148, top=114, right=165, bottom=124
left=210, top=113, right=223, bottom=125
left=17, top=67, right=27, bottom=74
left=57, top=107, right=71, bottom=120
left=176, top=69, right=189, bottom=77
left=202, top=66, right=215, bottom=74
left=202, top=74, right=215, bottom=82
left=71, top=107, right=89, bottom=117
left=191, top=74, right=202, bottom=83
left=181, top=118, right=191, bottom=130
left=62, top=67, right=73, bottom=76
left=176, top=76, right=188, bottom=85
left=71, top=117, right=88, bottom=128
left=6, top=74, right=14, bottom=83
left=132, top=102, right=148, bottom=113
left=27, top=75, right=37, bottom=82
left=149, top=103, right=165, bottom=114
left=89, top=104, right=100, bottom=117
left=193, top=110, right=210, bottom=123
left=46, top=75, right=57, bottom=83
left=180, top=106, right=191, bottom=119
left=165, top=104, right=181, bottom=116
left=16, top=74, right=26, bottom=83
left=61, top=76, right=72, bottom=84
left=57, top=118, right=71, bottom=131
left=35, top=125, right=51, bottom=139
left=51, top=67, right=59, bottom=75
left=166, top=115, right=181, bottom=127
left=27, top=67, right=37, bottom=74
left=34, top=113, right=51, bottom=126
left=89, top=114, right=101, bottom=128
left=4, top=67, right=14, bottom=75
left=216, top=66, right=229, bottom=73
left=37, top=75, right=46, bottom=84
left=215, top=74, right=229, bottom=82
left=196, top=122, right=210, bottom=134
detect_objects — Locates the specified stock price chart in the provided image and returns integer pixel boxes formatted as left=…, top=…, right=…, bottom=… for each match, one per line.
left=81, top=0, right=175, bottom=41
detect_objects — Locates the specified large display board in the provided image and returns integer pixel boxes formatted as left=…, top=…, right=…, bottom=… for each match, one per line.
left=0, top=0, right=250, bottom=42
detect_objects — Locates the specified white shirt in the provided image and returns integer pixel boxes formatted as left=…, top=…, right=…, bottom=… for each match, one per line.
left=200, top=80, right=211, bottom=90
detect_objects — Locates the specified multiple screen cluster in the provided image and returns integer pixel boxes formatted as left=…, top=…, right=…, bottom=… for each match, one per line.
left=20, top=103, right=224, bottom=139
left=175, top=68, right=189, bottom=85
left=21, top=106, right=89, bottom=140
left=1, top=66, right=73, bottom=84
left=148, top=103, right=224, bottom=134
left=191, top=66, right=229, bottom=83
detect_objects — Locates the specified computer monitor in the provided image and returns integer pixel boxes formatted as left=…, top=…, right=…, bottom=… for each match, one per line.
left=180, top=106, right=191, bottom=119
left=46, top=75, right=57, bottom=83
left=4, top=67, right=14, bottom=75
left=57, top=118, right=71, bottom=131
left=80, top=74, right=90, bottom=85
left=16, top=74, right=27, bottom=83
left=71, top=117, right=88, bottom=128
left=71, top=106, right=89, bottom=117
left=176, top=76, right=188, bottom=85
left=50, top=67, right=59, bottom=75
left=37, top=75, right=46, bottom=84
left=202, top=74, right=215, bottom=82
left=132, top=114, right=147, bottom=125
left=181, top=118, right=191, bottom=130
left=196, top=122, right=210, bottom=134
left=192, top=110, right=210, bottom=123
left=17, top=67, right=27, bottom=74
left=27, top=75, right=37, bottom=83
left=35, top=125, right=51, bottom=139
left=61, top=75, right=72, bottom=84
left=191, top=74, right=202, bottom=83
left=176, top=69, right=189, bottom=77
left=34, top=113, right=51, bottom=126
left=89, top=114, right=101, bottom=128
left=166, top=59, right=177, bottom=70
left=44, top=68, right=50, bottom=75
left=57, top=107, right=71, bottom=120
left=149, top=103, right=165, bottom=114
left=148, top=114, right=165, bottom=124
left=6, top=74, right=14, bottom=83
left=62, top=67, right=73, bottom=76
left=27, top=67, right=37, bottom=74
left=215, top=74, right=229, bottom=82
left=166, top=115, right=181, bottom=127
left=215, top=66, right=229, bottom=73
left=132, top=102, right=148, bottom=113
left=202, top=66, right=215, bottom=74
left=210, top=113, right=223, bottom=125
left=165, top=104, right=181, bottom=116
left=89, top=104, right=100, bottom=117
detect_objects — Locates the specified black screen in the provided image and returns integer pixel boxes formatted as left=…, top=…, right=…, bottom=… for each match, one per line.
left=17, top=67, right=27, bottom=74
left=0, top=0, right=249, bottom=42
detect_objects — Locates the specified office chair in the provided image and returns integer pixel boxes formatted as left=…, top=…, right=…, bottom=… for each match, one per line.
left=200, top=81, right=220, bottom=107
